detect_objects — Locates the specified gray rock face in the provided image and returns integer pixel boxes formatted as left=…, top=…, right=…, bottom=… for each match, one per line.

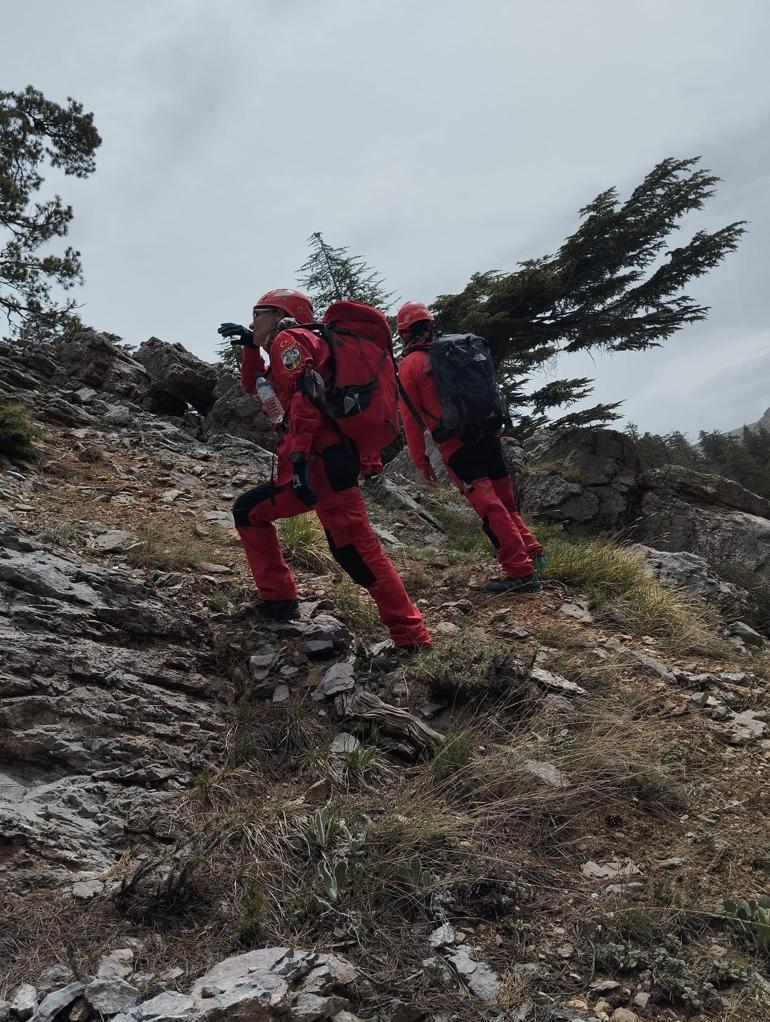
left=135, top=339, right=220, bottom=416
left=521, top=427, right=643, bottom=532
left=52, top=331, right=149, bottom=398
left=0, top=514, right=228, bottom=894
left=110, top=948, right=357, bottom=1022
left=203, top=375, right=275, bottom=448
left=636, top=465, right=770, bottom=580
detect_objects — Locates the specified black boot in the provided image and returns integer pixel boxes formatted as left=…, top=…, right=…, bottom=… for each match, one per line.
left=484, top=573, right=541, bottom=594
left=255, top=598, right=300, bottom=622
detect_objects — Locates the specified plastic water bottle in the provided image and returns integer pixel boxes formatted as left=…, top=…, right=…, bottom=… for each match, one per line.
left=255, top=373, right=284, bottom=426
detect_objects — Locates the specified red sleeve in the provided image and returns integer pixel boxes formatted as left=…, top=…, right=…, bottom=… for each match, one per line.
left=398, top=354, right=432, bottom=474
left=239, top=345, right=267, bottom=394
left=270, top=328, right=327, bottom=458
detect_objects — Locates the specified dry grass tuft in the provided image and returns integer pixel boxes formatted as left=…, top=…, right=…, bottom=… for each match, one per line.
left=329, top=576, right=384, bottom=641
left=542, top=536, right=725, bottom=653
left=278, top=514, right=335, bottom=573
left=126, top=519, right=223, bottom=572
left=405, top=628, right=535, bottom=701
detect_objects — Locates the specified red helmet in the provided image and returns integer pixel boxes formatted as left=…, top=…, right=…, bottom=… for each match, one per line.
left=254, top=288, right=313, bottom=324
left=396, top=300, right=433, bottom=334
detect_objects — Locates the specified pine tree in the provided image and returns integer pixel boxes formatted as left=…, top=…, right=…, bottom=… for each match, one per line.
left=432, top=157, right=745, bottom=435
left=1, top=86, right=101, bottom=336
left=297, top=232, right=395, bottom=315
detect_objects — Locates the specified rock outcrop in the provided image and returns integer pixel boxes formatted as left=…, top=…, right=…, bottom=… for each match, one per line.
left=0, top=511, right=229, bottom=894
left=135, top=338, right=220, bottom=416
left=520, top=427, right=643, bottom=533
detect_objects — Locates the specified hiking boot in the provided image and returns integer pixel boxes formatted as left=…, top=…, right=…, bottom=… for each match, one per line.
left=484, top=572, right=542, bottom=594
left=254, top=598, right=300, bottom=622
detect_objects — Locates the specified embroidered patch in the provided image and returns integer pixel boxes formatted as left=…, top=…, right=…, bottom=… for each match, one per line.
left=280, top=344, right=302, bottom=370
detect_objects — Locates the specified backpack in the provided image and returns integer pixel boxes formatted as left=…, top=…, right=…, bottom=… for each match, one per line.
left=298, top=300, right=399, bottom=458
left=402, top=333, right=508, bottom=444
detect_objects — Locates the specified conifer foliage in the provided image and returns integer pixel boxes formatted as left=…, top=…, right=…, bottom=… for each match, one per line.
left=297, top=232, right=394, bottom=314
left=432, top=158, right=746, bottom=435
left=1, top=86, right=101, bottom=335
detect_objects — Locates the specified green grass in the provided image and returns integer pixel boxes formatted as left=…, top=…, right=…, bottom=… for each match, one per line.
left=540, top=534, right=724, bottom=654
left=0, top=401, right=37, bottom=460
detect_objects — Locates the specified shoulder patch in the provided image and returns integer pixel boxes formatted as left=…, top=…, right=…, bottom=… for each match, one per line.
left=280, top=344, right=302, bottom=371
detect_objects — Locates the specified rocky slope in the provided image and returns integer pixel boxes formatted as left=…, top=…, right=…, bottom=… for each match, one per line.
left=1, top=333, right=769, bottom=1022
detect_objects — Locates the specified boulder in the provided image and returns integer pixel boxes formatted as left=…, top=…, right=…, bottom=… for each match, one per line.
left=135, top=339, right=220, bottom=416
left=636, top=465, right=770, bottom=580
left=520, top=427, right=643, bottom=532
left=203, top=375, right=275, bottom=448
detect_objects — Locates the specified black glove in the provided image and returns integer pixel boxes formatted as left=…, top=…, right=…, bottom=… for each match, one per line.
left=291, top=457, right=317, bottom=507
left=217, top=322, right=254, bottom=347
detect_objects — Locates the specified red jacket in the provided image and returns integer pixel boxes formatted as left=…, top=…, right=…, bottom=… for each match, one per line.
left=240, top=327, right=340, bottom=484
left=397, top=345, right=463, bottom=473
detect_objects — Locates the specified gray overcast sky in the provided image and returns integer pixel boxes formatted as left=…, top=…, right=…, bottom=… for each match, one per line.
left=3, top=0, right=769, bottom=435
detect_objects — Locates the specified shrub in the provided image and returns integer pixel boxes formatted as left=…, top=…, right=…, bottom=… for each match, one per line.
left=0, top=401, right=37, bottom=459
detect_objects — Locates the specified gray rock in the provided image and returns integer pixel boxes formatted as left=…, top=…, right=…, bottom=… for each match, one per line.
left=530, top=666, right=586, bottom=697
left=29, top=985, right=83, bottom=1022
left=297, top=615, right=351, bottom=659
left=521, top=427, right=642, bottom=533
left=203, top=375, right=274, bottom=448
left=604, top=638, right=676, bottom=683
left=364, top=475, right=443, bottom=533
left=85, top=980, right=141, bottom=1015
left=728, top=621, right=765, bottom=647
left=97, top=950, right=135, bottom=981
left=558, top=601, right=593, bottom=623
left=712, top=710, right=768, bottom=746
left=633, top=545, right=752, bottom=616
left=36, top=968, right=74, bottom=998
left=329, top=733, right=360, bottom=756
left=313, top=663, right=356, bottom=701
left=637, top=466, right=770, bottom=581
left=72, top=879, right=104, bottom=900
left=581, top=859, right=642, bottom=881
left=521, top=759, right=571, bottom=788
left=428, top=923, right=457, bottom=949
left=135, top=339, right=220, bottom=416
left=10, top=986, right=38, bottom=1021
left=93, top=530, right=138, bottom=554
left=445, top=945, right=499, bottom=1002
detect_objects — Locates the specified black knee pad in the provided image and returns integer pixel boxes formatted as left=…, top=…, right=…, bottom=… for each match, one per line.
left=482, top=517, right=501, bottom=549
left=232, top=482, right=277, bottom=528
left=325, top=532, right=376, bottom=587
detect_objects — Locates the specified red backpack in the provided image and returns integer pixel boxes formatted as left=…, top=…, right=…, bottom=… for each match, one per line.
left=299, top=300, right=399, bottom=459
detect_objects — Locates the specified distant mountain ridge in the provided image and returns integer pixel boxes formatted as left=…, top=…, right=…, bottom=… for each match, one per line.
left=729, top=405, right=770, bottom=437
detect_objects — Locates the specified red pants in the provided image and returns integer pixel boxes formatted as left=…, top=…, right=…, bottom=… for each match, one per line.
left=443, top=436, right=542, bottom=580
left=233, top=444, right=430, bottom=648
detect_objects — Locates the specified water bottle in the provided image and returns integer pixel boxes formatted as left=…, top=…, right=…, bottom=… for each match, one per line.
left=255, top=373, right=284, bottom=426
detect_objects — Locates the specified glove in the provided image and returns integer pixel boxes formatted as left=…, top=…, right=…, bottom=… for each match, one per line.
left=217, top=322, right=254, bottom=347
left=421, top=462, right=438, bottom=484
left=291, top=457, right=317, bottom=507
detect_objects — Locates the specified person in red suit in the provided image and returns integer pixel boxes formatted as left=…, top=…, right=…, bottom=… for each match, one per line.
left=396, top=301, right=543, bottom=594
left=218, top=289, right=431, bottom=650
